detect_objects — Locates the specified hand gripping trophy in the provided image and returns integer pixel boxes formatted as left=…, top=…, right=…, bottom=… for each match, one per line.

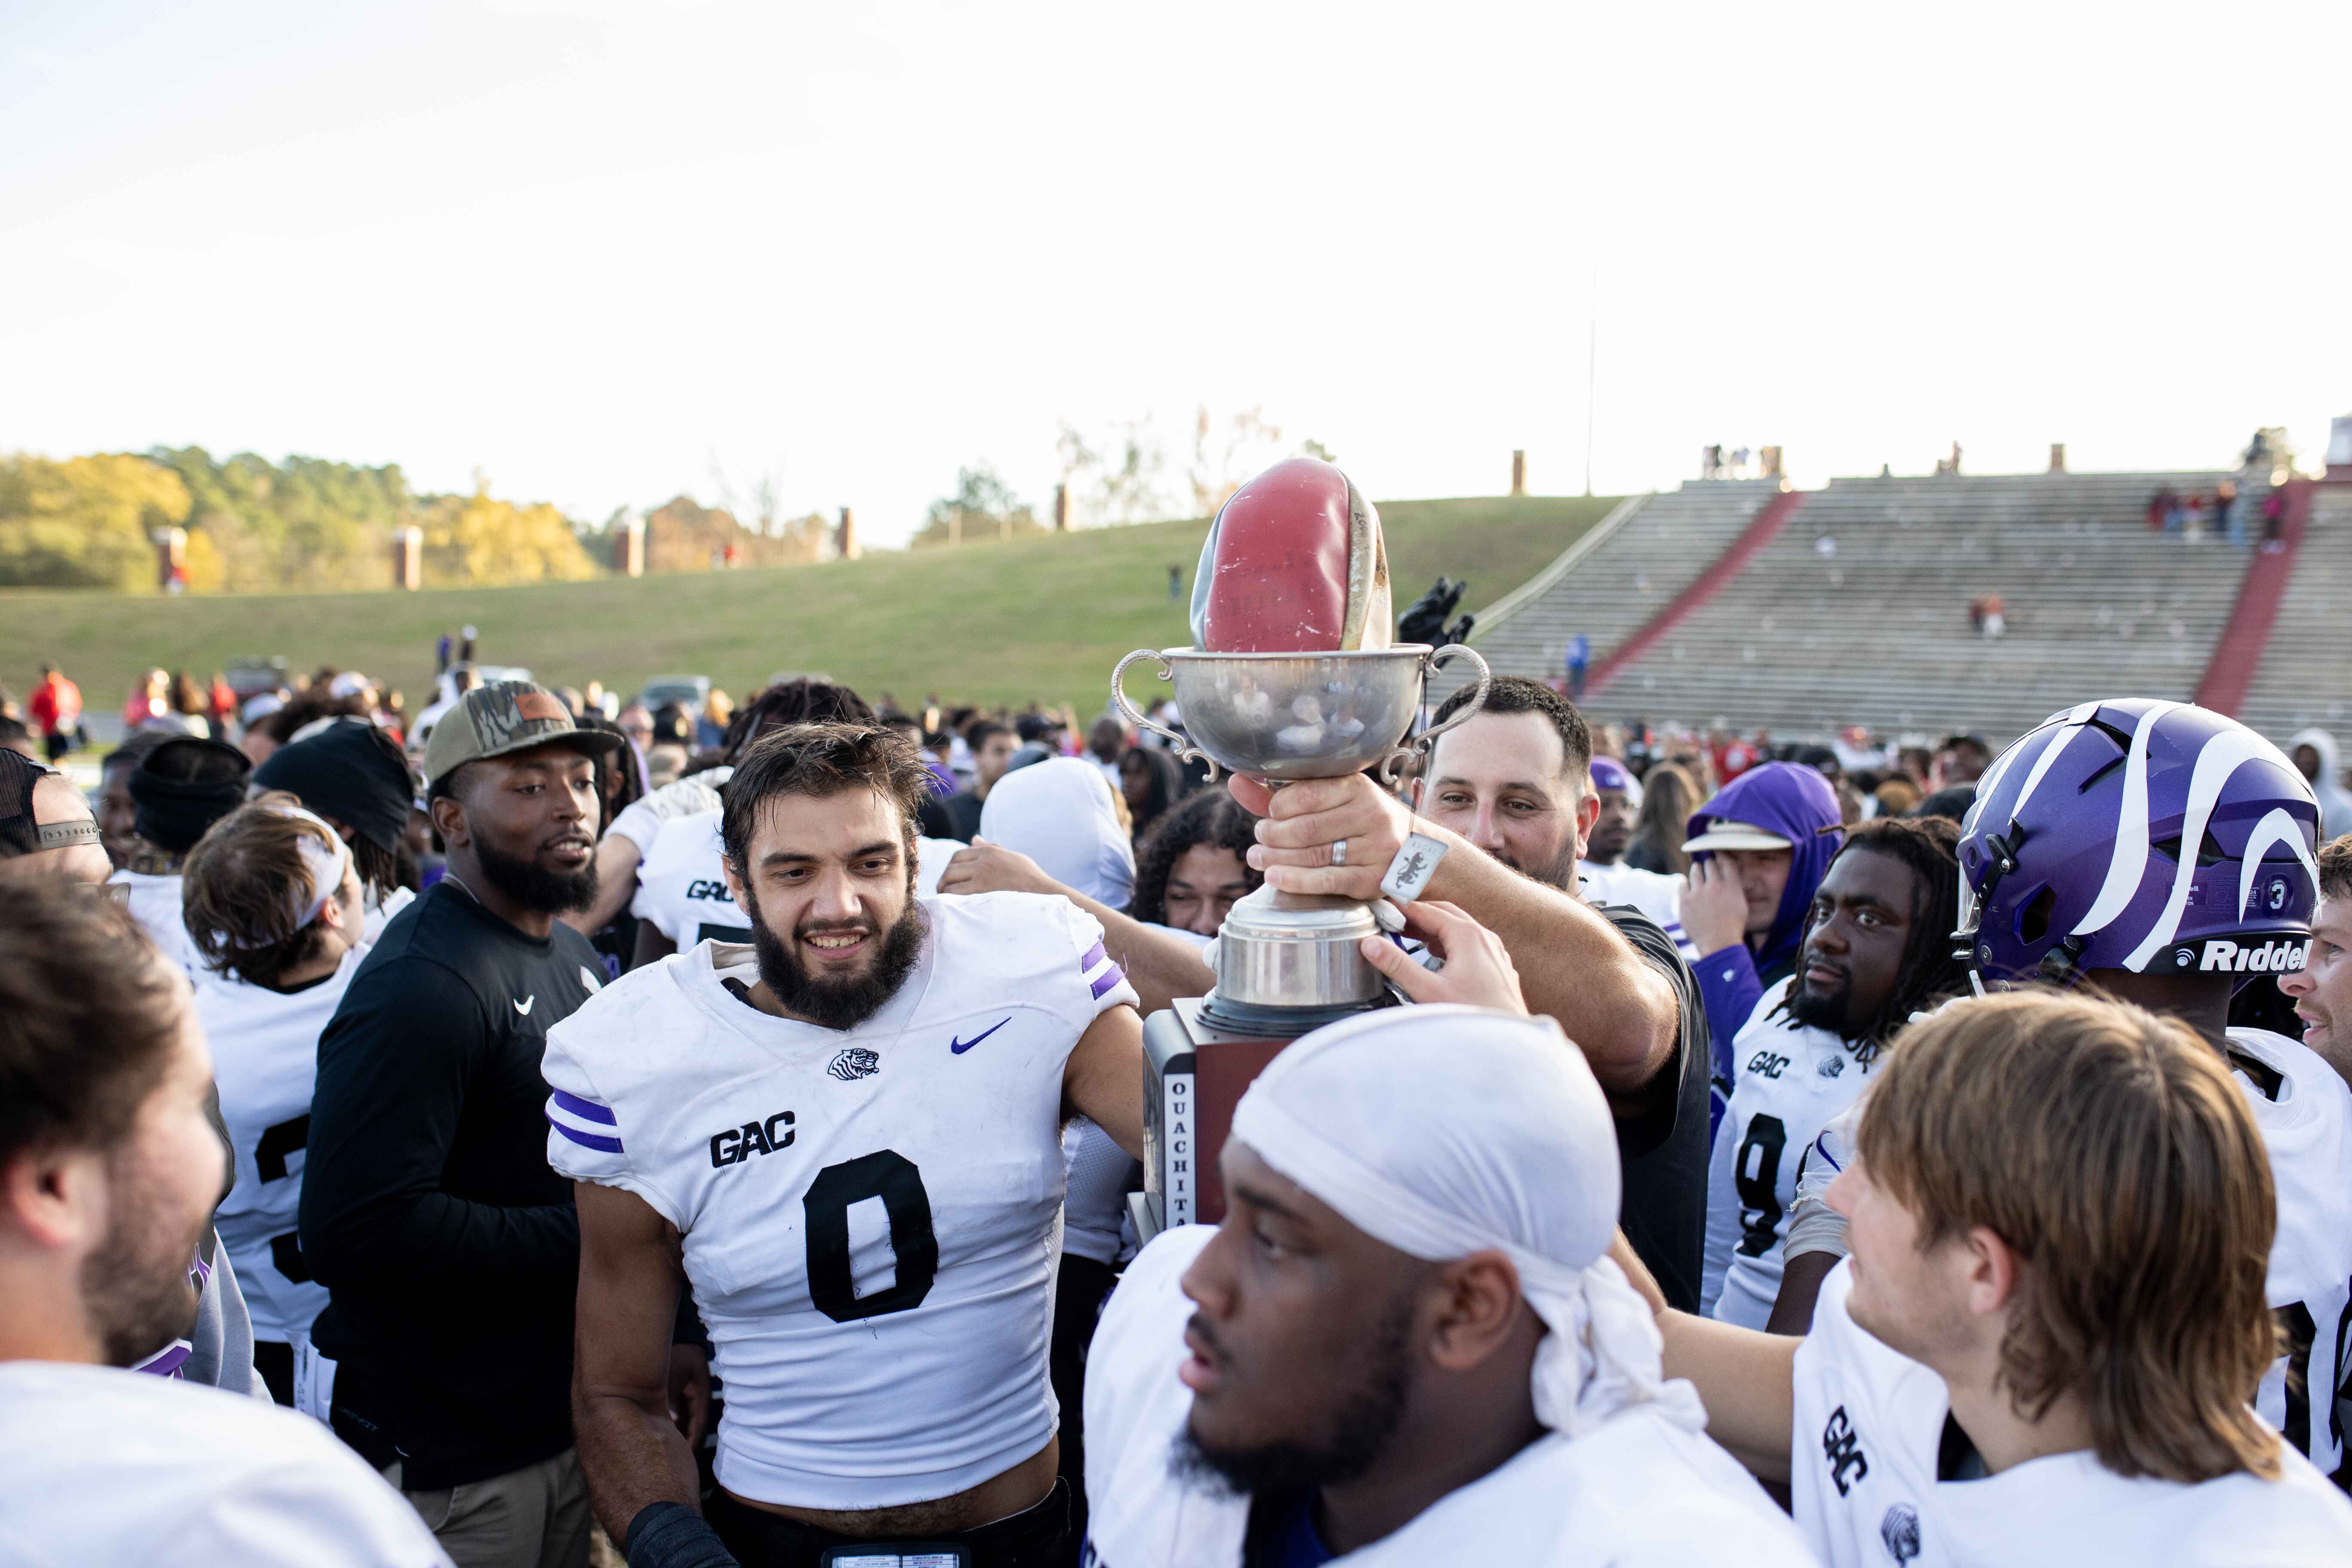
left=1111, top=457, right=1488, bottom=1236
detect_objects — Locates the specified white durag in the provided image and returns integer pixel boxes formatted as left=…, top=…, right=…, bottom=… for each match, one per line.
left=1228, top=1005, right=1707, bottom=1437
left=978, top=755, right=1136, bottom=909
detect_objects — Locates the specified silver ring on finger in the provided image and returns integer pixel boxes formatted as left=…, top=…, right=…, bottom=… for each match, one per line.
left=1331, top=837, right=1349, bottom=867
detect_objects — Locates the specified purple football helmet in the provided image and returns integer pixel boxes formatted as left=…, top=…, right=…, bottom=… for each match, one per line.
left=1956, top=699, right=2319, bottom=989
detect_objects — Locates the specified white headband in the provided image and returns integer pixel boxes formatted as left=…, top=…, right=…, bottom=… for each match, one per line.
left=269, top=802, right=353, bottom=931
left=1229, top=1006, right=1706, bottom=1438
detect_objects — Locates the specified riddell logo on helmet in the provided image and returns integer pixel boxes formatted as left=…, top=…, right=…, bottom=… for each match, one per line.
left=2193, top=937, right=2311, bottom=974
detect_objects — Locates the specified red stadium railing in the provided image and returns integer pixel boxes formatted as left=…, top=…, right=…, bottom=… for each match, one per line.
left=1586, top=487, right=1809, bottom=698
left=2194, top=478, right=2315, bottom=718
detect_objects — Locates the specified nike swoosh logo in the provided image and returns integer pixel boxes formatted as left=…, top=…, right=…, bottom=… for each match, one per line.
left=950, top=1017, right=1010, bottom=1055
left=514, top=995, right=536, bottom=1016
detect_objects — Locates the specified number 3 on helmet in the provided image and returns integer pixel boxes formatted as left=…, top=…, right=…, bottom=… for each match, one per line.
left=1954, top=699, right=2320, bottom=991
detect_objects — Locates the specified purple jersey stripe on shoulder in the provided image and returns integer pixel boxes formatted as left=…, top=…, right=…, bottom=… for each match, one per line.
left=135, top=1341, right=193, bottom=1378
left=549, top=1114, right=625, bottom=1155
left=550, top=1087, right=618, bottom=1126
left=1089, top=963, right=1127, bottom=1000
left=1080, top=939, right=1106, bottom=972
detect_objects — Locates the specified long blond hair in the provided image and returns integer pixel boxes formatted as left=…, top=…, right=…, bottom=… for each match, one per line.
left=1859, top=991, right=2280, bottom=1483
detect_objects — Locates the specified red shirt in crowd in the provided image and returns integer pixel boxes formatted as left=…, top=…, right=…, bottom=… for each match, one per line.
left=29, top=673, right=81, bottom=736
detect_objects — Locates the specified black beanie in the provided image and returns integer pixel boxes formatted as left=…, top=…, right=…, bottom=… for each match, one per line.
left=128, top=737, right=251, bottom=854
left=252, top=718, right=416, bottom=854
left=0, top=748, right=43, bottom=858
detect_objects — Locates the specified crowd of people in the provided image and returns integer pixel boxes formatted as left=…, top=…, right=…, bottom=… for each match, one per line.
left=5, top=634, right=2352, bottom=1568
left=2147, top=480, right=2291, bottom=549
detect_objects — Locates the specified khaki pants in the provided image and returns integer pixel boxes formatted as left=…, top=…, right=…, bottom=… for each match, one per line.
left=380, top=1448, right=592, bottom=1568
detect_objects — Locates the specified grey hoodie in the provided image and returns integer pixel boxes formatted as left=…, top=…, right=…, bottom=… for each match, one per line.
left=2289, top=728, right=2352, bottom=841
left=131, top=1227, right=266, bottom=1399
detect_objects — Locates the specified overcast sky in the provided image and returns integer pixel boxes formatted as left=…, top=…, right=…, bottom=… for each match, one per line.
left=6, top=1, right=2346, bottom=548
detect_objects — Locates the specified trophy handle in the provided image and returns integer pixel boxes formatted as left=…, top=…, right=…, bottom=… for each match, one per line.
left=1111, top=648, right=1222, bottom=784
left=1377, top=642, right=1492, bottom=788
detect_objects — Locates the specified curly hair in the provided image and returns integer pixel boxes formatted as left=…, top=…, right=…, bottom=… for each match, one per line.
left=721, top=678, right=876, bottom=765
left=1128, top=787, right=1262, bottom=925
left=1774, top=813, right=1966, bottom=1052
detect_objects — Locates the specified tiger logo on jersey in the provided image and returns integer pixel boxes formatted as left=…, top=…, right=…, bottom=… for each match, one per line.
left=1880, top=1503, right=1921, bottom=1564
left=828, top=1047, right=880, bottom=1082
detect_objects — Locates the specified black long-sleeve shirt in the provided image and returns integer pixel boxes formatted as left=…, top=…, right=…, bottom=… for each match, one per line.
left=1601, top=903, right=1712, bottom=1316
left=299, top=882, right=603, bottom=1488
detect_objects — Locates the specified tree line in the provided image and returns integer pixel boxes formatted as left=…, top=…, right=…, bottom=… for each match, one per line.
left=0, top=448, right=600, bottom=594
left=1, top=410, right=1329, bottom=593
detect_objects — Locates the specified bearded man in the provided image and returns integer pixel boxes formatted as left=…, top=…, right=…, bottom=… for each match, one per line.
left=1082, top=1005, right=1813, bottom=1566
left=548, top=722, right=1145, bottom=1568
left=0, top=879, right=451, bottom=1567
left=299, top=680, right=623, bottom=1568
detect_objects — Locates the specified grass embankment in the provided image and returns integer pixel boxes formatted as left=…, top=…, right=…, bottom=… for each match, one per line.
left=0, top=496, right=1620, bottom=714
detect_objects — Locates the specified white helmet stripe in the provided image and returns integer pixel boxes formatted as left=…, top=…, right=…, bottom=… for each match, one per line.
left=2239, top=806, right=2321, bottom=919
left=2123, top=727, right=2279, bottom=971
left=2005, top=705, right=2100, bottom=830
left=1970, top=703, right=2093, bottom=824
left=2075, top=701, right=2186, bottom=940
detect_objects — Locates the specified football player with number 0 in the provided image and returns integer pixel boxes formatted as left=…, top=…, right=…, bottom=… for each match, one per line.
left=551, top=722, right=1145, bottom=1568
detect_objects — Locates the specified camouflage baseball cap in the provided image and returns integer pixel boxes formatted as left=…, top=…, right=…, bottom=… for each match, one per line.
left=423, top=679, right=622, bottom=790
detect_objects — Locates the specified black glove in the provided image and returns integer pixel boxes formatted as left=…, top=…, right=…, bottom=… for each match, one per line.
left=1439, top=611, right=1476, bottom=647
left=626, top=1502, right=740, bottom=1568
left=1398, top=577, right=1466, bottom=644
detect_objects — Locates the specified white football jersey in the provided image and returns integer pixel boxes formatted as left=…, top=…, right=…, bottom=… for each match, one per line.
left=194, top=946, right=369, bottom=1344
left=2228, top=1026, right=2352, bottom=1479
left=111, top=867, right=203, bottom=979
left=1704, top=978, right=1877, bottom=1327
left=544, top=891, right=1139, bottom=1510
left=1084, top=1227, right=1818, bottom=1568
left=1791, top=1261, right=2352, bottom=1566
left=362, top=884, right=413, bottom=943
left=0, top=1360, right=452, bottom=1568
left=630, top=810, right=959, bottom=946
left=1579, top=859, right=1697, bottom=957
left=607, top=768, right=733, bottom=855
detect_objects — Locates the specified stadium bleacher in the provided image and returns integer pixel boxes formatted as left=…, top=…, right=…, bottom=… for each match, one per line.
left=2236, top=483, right=2352, bottom=744
left=1429, top=479, right=1785, bottom=706
left=1457, top=469, right=2271, bottom=745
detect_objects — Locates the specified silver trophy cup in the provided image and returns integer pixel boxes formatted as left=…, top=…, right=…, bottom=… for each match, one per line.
left=1111, top=643, right=1490, bottom=1028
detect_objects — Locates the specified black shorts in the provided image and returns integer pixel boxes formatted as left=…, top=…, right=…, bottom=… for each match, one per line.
left=43, top=731, right=71, bottom=764
left=705, top=1479, right=1072, bottom=1568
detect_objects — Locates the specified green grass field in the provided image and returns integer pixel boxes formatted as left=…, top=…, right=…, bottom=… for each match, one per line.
left=1, top=495, right=1619, bottom=717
